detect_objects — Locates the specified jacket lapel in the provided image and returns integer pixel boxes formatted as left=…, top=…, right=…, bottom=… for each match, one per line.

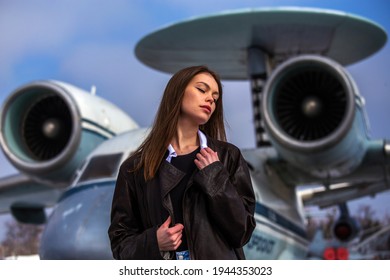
left=158, top=161, right=185, bottom=224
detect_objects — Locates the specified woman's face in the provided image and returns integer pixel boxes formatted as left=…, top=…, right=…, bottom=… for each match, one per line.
left=180, top=72, right=220, bottom=126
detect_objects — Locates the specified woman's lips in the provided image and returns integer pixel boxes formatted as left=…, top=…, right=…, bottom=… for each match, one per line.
left=200, top=105, right=211, bottom=114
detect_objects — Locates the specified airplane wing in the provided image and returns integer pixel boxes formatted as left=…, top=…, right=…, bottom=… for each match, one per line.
left=299, top=181, right=389, bottom=209
left=0, top=173, right=62, bottom=223
left=278, top=138, right=390, bottom=209
left=0, top=173, right=62, bottom=213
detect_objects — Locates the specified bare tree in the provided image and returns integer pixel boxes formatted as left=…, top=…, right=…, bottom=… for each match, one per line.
left=356, top=204, right=382, bottom=241
left=1, top=220, right=43, bottom=258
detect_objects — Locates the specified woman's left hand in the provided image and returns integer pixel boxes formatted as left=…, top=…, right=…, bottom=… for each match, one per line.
left=194, top=147, right=219, bottom=170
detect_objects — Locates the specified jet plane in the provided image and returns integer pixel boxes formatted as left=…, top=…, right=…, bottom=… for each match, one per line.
left=0, top=7, right=388, bottom=259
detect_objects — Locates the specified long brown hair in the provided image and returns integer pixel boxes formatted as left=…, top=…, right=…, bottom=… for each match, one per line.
left=132, top=65, right=226, bottom=181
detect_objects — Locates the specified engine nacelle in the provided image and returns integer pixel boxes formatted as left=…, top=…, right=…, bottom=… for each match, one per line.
left=262, top=55, right=370, bottom=177
left=0, top=80, right=138, bottom=186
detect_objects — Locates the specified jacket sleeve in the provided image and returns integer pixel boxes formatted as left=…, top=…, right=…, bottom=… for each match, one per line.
left=108, top=164, right=163, bottom=260
left=193, top=147, right=256, bottom=248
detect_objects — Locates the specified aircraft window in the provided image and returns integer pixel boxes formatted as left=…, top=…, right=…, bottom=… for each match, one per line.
left=78, top=153, right=123, bottom=183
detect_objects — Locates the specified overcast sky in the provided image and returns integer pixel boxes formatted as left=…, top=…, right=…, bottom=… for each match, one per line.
left=1, top=0, right=390, bottom=239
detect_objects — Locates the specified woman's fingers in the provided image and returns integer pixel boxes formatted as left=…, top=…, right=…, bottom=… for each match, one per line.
left=157, top=219, right=184, bottom=251
left=195, top=147, right=219, bottom=169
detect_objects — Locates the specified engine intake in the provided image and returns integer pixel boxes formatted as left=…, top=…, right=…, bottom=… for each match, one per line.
left=274, top=66, right=347, bottom=141
left=0, top=81, right=138, bottom=185
left=262, top=55, right=369, bottom=177
left=24, top=93, right=73, bottom=161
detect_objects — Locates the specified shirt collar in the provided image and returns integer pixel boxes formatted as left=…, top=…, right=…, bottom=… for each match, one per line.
left=166, top=130, right=208, bottom=163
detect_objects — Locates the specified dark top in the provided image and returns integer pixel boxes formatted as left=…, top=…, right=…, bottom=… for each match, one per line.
left=161, top=147, right=200, bottom=252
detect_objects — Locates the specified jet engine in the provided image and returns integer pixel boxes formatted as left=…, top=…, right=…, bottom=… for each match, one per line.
left=0, top=80, right=138, bottom=186
left=262, top=55, right=370, bottom=178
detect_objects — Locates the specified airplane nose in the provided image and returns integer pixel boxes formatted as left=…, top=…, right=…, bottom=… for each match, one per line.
left=39, top=181, right=115, bottom=259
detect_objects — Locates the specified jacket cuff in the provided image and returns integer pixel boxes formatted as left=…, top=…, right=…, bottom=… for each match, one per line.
left=194, top=161, right=226, bottom=196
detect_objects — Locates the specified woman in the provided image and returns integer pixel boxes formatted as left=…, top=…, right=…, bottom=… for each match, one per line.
left=108, top=65, right=256, bottom=260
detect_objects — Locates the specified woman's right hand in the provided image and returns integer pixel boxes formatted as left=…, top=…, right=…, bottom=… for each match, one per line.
left=157, top=216, right=184, bottom=251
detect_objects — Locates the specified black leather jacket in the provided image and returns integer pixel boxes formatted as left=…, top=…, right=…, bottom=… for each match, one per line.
left=108, top=136, right=256, bottom=260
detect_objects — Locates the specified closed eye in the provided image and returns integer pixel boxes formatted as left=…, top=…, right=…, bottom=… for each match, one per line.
left=196, top=87, right=206, bottom=93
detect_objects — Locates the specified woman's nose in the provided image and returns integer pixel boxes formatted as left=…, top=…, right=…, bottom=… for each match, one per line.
left=205, top=93, right=214, bottom=104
